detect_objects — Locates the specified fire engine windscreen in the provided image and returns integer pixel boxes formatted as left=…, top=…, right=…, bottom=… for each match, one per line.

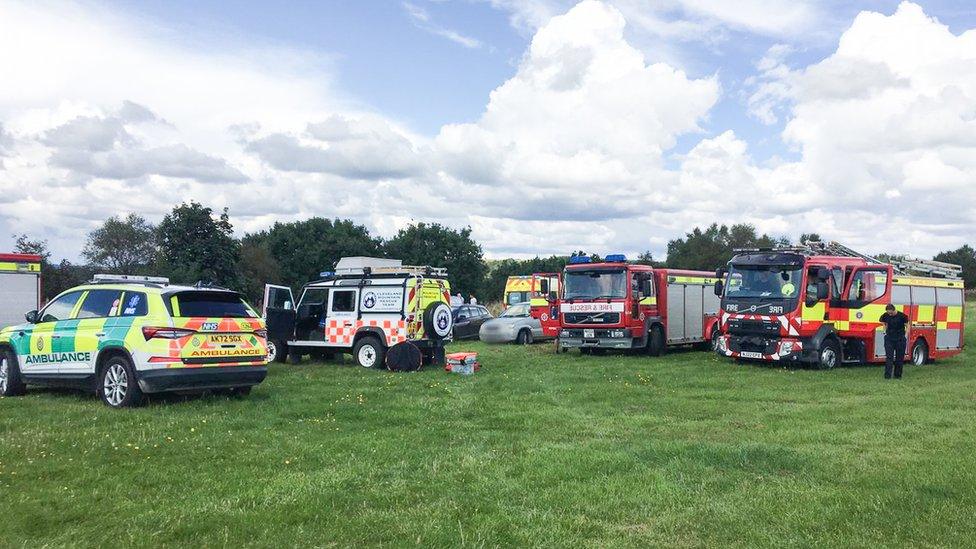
left=564, top=269, right=628, bottom=300
left=725, top=266, right=803, bottom=299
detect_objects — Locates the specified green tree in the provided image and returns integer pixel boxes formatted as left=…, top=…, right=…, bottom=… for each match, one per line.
left=666, top=223, right=782, bottom=271
left=383, top=223, right=487, bottom=299
left=13, top=234, right=50, bottom=260
left=481, top=255, right=569, bottom=303
left=156, top=202, right=242, bottom=288
left=238, top=235, right=283, bottom=304
left=82, top=213, right=157, bottom=272
left=934, top=244, right=976, bottom=289
left=246, top=218, right=380, bottom=293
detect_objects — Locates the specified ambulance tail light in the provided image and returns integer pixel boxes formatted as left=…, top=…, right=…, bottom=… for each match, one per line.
left=142, top=326, right=196, bottom=340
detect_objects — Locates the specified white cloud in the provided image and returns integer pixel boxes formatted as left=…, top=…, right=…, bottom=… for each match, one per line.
left=2, top=0, right=975, bottom=265
left=403, top=2, right=484, bottom=49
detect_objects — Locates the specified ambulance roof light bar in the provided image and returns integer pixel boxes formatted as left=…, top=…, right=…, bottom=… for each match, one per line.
left=91, top=274, right=170, bottom=285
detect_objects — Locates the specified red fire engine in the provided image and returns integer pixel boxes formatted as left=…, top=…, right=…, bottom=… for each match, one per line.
left=556, top=254, right=722, bottom=354
left=714, top=241, right=966, bottom=368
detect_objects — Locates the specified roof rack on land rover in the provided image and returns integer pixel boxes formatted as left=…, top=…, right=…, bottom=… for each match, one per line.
left=91, top=274, right=170, bottom=286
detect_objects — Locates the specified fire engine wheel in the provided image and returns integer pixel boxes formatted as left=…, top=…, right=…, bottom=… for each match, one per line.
left=911, top=339, right=929, bottom=366
left=709, top=330, right=721, bottom=352
left=646, top=326, right=666, bottom=357
left=516, top=329, right=533, bottom=345
left=0, top=349, right=26, bottom=397
left=353, top=337, right=386, bottom=369
left=816, top=339, right=841, bottom=370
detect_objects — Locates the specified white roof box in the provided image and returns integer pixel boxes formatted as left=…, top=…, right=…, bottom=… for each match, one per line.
left=334, top=257, right=403, bottom=275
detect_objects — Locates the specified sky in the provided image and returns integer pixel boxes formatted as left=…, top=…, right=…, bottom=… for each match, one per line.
left=1, top=0, right=975, bottom=262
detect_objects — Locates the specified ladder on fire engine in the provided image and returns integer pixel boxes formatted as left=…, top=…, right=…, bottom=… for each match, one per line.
left=791, top=240, right=962, bottom=279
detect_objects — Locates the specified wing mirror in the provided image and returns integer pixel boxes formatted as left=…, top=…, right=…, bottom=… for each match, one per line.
left=713, top=280, right=724, bottom=297
left=25, top=310, right=39, bottom=323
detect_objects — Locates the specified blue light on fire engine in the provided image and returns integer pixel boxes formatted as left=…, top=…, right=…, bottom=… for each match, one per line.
left=605, top=254, right=627, bottom=262
left=569, top=256, right=591, bottom=264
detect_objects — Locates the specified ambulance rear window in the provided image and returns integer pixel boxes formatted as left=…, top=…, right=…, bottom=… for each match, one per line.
left=169, top=291, right=256, bottom=318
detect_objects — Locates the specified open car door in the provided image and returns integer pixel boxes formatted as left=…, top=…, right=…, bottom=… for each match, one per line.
left=534, top=272, right=561, bottom=338
left=263, top=284, right=296, bottom=347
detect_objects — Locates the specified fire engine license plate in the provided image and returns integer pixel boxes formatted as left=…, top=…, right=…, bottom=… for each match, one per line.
left=740, top=351, right=763, bottom=359
left=583, top=329, right=595, bottom=338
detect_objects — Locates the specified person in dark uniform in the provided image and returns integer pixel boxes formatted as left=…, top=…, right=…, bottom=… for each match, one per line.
left=879, top=304, right=909, bottom=379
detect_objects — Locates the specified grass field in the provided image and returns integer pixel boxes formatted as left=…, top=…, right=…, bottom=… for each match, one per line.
left=2, top=304, right=974, bottom=547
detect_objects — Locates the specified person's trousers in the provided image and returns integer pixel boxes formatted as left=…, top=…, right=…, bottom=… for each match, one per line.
left=884, top=336, right=906, bottom=379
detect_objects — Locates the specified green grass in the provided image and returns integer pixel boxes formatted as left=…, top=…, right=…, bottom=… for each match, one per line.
left=2, top=304, right=975, bottom=547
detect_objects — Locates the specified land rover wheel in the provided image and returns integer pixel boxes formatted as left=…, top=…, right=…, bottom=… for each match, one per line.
left=911, top=339, right=929, bottom=366
left=353, top=337, right=386, bottom=369
left=267, top=339, right=286, bottom=363
left=99, top=356, right=143, bottom=408
left=816, top=339, right=841, bottom=370
left=0, top=349, right=26, bottom=397
left=423, top=302, right=454, bottom=340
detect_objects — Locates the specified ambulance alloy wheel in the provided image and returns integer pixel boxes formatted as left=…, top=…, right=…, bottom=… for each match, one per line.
left=911, top=339, right=929, bottom=366
left=0, top=349, right=27, bottom=397
left=424, top=302, right=454, bottom=340
left=99, top=356, right=144, bottom=408
left=353, top=337, right=386, bottom=369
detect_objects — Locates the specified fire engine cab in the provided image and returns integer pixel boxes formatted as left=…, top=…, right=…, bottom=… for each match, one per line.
left=714, top=241, right=966, bottom=368
left=556, top=255, right=721, bottom=354
left=262, top=257, right=454, bottom=369
left=503, top=273, right=561, bottom=338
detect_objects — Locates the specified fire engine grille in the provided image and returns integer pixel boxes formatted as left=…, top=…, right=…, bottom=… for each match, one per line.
left=727, top=318, right=780, bottom=336
left=563, top=313, right=621, bottom=325
left=729, top=336, right=777, bottom=355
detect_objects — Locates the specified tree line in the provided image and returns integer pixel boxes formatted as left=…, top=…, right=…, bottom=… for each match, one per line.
left=13, top=203, right=976, bottom=305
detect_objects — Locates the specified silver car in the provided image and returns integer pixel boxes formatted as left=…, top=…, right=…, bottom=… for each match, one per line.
left=479, top=303, right=544, bottom=344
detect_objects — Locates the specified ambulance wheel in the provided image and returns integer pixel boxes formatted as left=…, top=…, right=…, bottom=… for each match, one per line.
left=647, top=326, right=666, bottom=357
left=98, top=356, right=143, bottom=408
left=516, top=329, right=533, bottom=345
left=353, top=337, right=386, bottom=369
left=911, top=339, right=929, bottom=366
left=816, top=339, right=841, bottom=370
left=0, top=349, right=26, bottom=397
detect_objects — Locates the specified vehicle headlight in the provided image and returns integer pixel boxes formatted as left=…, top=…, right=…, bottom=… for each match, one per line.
left=560, top=330, right=570, bottom=338
left=779, top=341, right=795, bottom=355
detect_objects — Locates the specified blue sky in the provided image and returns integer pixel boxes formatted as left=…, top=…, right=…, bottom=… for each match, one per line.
left=2, top=0, right=976, bottom=260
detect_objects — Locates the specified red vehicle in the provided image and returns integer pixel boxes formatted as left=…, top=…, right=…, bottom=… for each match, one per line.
left=503, top=273, right=561, bottom=338
left=556, top=255, right=722, bottom=354
left=714, top=242, right=966, bottom=368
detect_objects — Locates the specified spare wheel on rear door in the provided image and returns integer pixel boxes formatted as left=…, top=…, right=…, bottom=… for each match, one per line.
left=424, top=302, right=453, bottom=340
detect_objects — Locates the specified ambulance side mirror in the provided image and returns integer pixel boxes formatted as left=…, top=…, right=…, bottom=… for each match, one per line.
left=713, top=280, right=724, bottom=296
left=25, top=310, right=39, bottom=324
